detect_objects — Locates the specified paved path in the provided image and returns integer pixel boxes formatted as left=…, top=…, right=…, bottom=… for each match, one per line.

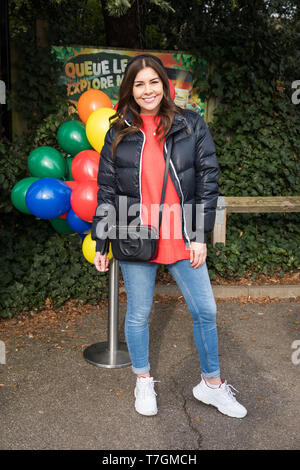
left=0, top=295, right=299, bottom=450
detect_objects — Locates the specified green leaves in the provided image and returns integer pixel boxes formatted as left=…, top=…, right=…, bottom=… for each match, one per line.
left=0, top=216, right=109, bottom=319
left=9, top=35, right=66, bottom=131
left=207, top=213, right=300, bottom=281
left=105, top=0, right=174, bottom=17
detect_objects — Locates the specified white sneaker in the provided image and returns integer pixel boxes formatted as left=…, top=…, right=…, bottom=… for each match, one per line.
left=193, top=376, right=247, bottom=418
left=134, top=376, right=158, bottom=416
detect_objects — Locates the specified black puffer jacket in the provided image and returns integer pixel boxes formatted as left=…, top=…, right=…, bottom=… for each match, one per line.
left=91, top=109, right=219, bottom=254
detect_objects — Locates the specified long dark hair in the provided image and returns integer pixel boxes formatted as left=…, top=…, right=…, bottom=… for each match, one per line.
left=110, top=55, right=183, bottom=155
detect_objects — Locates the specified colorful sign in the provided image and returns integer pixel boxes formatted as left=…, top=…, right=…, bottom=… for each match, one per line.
left=52, top=47, right=207, bottom=116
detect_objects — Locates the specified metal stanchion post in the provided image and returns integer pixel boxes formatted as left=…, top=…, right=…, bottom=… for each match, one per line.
left=83, top=258, right=131, bottom=368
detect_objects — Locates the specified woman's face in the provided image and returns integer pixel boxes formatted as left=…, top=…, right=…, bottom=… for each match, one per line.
left=132, top=67, right=164, bottom=115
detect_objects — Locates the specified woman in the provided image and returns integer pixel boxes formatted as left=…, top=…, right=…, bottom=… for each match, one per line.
left=91, top=54, right=247, bottom=419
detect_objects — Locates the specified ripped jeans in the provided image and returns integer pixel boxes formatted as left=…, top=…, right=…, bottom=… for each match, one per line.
left=120, top=259, right=220, bottom=378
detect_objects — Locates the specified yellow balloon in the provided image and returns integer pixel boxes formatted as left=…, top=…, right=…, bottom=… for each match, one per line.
left=85, top=107, right=117, bottom=153
left=82, top=232, right=113, bottom=264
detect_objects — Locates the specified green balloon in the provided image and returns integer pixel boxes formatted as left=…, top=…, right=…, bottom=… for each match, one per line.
left=65, top=155, right=74, bottom=181
left=49, top=217, right=74, bottom=234
left=57, top=120, right=92, bottom=157
left=11, top=177, right=40, bottom=214
left=28, top=146, right=65, bottom=178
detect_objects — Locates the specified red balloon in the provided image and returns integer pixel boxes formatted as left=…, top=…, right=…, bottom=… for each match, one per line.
left=59, top=211, right=68, bottom=219
left=70, top=180, right=99, bottom=222
left=65, top=180, right=79, bottom=190
left=71, top=150, right=100, bottom=182
left=113, top=102, right=118, bottom=110
left=168, top=79, right=175, bottom=100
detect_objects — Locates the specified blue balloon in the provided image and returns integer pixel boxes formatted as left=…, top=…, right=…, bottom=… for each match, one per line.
left=67, top=208, right=92, bottom=233
left=25, top=178, right=72, bottom=219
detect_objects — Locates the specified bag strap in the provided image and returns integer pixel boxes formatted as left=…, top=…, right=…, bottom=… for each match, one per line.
left=158, top=135, right=173, bottom=231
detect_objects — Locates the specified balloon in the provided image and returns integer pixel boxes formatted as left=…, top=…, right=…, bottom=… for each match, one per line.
left=57, top=120, right=92, bottom=156
left=82, top=232, right=113, bottom=264
left=59, top=212, right=68, bottom=219
left=67, top=208, right=92, bottom=233
left=82, top=233, right=96, bottom=264
left=77, top=89, right=113, bottom=124
left=64, top=180, right=79, bottom=191
left=28, top=146, right=65, bottom=179
left=71, top=150, right=100, bottom=182
left=86, top=108, right=116, bottom=153
left=50, top=217, right=74, bottom=234
left=168, top=79, right=175, bottom=101
left=65, top=155, right=75, bottom=181
left=25, top=178, right=72, bottom=219
left=62, top=181, right=79, bottom=215
left=70, top=180, right=98, bottom=222
left=11, top=177, right=40, bottom=214
left=113, top=102, right=118, bottom=110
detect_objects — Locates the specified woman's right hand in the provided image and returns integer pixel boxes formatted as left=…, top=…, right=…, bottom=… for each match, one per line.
left=94, top=251, right=110, bottom=273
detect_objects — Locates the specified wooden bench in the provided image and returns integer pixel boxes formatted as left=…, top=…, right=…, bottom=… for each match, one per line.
left=212, top=196, right=300, bottom=246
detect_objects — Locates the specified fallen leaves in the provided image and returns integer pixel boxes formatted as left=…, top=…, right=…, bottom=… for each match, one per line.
left=157, top=270, right=300, bottom=286
left=215, top=296, right=300, bottom=305
left=0, top=299, right=106, bottom=353
left=109, top=389, right=123, bottom=399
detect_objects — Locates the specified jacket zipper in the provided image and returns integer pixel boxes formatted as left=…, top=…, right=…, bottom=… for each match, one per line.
left=139, top=129, right=146, bottom=225
left=125, top=119, right=146, bottom=225
left=164, top=141, right=191, bottom=247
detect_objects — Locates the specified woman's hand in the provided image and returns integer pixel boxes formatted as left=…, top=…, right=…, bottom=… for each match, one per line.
left=94, top=251, right=110, bottom=273
left=189, top=242, right=207, bottom=269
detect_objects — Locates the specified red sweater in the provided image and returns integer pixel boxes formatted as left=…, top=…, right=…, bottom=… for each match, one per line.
left=140, top=114, right=190, bottom=264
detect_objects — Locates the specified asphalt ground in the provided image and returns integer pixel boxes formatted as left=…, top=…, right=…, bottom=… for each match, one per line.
left=0, top=291, right=299, bottom=451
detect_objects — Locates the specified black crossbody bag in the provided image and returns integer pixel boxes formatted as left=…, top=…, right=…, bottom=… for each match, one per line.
left=109, top=136, right=173, bottom=262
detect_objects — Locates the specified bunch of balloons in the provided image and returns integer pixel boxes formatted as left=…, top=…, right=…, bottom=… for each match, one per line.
left=11, top=88, right=115, bottom=264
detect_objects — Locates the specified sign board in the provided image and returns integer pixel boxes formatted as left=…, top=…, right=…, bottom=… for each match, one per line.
left=52, top=47, right=207, bottom=116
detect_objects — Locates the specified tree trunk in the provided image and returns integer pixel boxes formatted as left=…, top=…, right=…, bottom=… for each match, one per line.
left=36, top=19, right=50, bottom=47
left=101, top=0, right=145, bottom=49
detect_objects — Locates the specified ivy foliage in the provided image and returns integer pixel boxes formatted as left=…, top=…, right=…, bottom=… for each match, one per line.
left=210, top=75, right=300, bottom=197
left=207, top=213, right=300, bottom=281
left=9, top=35, right=66, bottom=128
left=0, top=215, right=108, bottom=319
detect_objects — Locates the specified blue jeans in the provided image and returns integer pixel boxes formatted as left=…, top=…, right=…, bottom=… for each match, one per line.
left=120, top=259, right=220, bottom=378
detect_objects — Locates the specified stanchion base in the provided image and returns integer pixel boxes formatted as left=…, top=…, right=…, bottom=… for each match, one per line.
left=83, top=342, right=132, bottom=369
